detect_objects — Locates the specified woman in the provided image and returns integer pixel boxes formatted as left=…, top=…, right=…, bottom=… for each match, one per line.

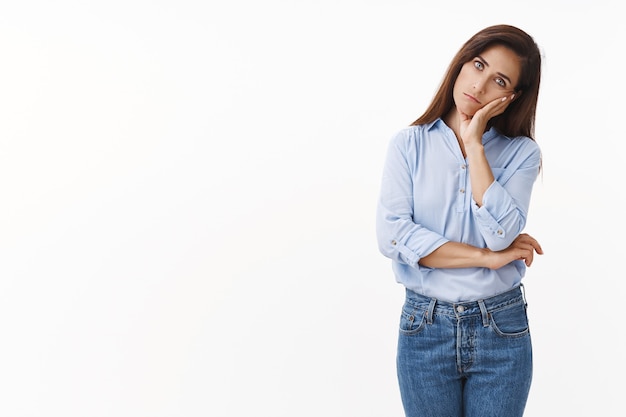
left=376, top=25, right=544, bottom=417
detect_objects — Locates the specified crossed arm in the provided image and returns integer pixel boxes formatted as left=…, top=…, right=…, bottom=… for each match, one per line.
left=418, top=233, right=543, bottom=270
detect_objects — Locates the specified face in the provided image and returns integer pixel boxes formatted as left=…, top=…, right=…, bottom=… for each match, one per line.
left=452, top=44, right=521, bottom=116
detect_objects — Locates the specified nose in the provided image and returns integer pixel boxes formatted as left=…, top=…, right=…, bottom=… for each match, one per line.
left=472, top=77, right=486, bottom=93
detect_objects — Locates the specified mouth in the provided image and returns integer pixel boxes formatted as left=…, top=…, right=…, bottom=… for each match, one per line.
left=463, top=93, right=481, bottom=104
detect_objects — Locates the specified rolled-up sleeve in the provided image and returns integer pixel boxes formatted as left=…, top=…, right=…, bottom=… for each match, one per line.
left=376, top=131, right=449, bottom=266
left=472, top=141, right=541, bottom=251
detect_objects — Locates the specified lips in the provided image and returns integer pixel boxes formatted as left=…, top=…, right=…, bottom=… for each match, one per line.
left=463, top=93, right=481, bottom=104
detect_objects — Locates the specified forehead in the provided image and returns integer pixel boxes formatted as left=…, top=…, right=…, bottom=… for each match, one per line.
left=477, top=44, right=521, bottom=85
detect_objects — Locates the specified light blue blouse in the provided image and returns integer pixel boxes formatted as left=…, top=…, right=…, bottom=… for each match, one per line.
left=376, top=119, right=541, bottom=302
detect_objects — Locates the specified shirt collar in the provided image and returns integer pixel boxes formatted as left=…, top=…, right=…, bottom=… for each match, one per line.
left=427, top=118, right=502, bottom=144
left=426, top=119, right=443, bottom=131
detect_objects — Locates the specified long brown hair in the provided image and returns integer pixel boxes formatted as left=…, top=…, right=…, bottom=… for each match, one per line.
left=411, top=24, right=542, bottom=139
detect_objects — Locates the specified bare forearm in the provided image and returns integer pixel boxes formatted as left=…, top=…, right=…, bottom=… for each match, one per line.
left=418, top=241, right=489, bottom=268
left=419, top=233, right=543, bottom=270
left=465, top=143, right=494, bottom=207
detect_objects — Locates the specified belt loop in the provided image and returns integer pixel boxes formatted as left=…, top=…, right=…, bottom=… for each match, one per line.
left=426, top=298, right=436, bottom=325
left=478, top=299, right=489, bottom=327
left=520, top=283, right=528, bottom=307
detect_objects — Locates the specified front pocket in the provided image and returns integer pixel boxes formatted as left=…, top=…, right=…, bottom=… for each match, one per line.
left=399, top=304, right=427, bottom=335
left=489, top=302, right=530, bottom=338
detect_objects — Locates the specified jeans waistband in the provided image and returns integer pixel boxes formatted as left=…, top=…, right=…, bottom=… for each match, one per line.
left=404, top=285, right=527, bottom=325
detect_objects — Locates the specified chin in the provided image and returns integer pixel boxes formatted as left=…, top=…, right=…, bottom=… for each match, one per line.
left=459, top=107, right=477, bottom=117
left=454, top=101, right=475, bottom=117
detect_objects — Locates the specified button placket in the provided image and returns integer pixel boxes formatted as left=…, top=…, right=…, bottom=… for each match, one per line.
left=456, top=163, right=468, bottom=213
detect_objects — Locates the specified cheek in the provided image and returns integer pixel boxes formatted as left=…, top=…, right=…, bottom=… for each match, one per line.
left=456, top=65, right=474, bottom=84
left=452, top=75, right=466, bottom=95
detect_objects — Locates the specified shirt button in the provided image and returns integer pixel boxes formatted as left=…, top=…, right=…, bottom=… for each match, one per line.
left=496, top=230, right=503, bottom=235
left=391, top=240, right=397, bottom=246
left=461, top=165, right=466, bottom=169
left=459, top=188, right=465, bottom=194
left=456, top=305, right=465, bottom=313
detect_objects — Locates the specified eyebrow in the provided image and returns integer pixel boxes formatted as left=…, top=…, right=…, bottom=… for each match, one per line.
left=476, top=55, right=513, bottom=85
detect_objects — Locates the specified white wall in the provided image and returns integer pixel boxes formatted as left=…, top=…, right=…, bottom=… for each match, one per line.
left=0, top=1, right=622, bottom=416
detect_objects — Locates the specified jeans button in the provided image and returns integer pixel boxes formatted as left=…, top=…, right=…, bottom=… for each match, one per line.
left=456, top=305, right=465, bottom=313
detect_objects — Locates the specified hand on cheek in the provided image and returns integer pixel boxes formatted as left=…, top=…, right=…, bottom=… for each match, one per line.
left=480, top=93, right=516, bottom=120
left=459, top=93, right=516, bottom=145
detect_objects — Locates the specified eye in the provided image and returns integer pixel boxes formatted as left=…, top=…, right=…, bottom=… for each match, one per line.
left=473, top=60, right=484, bottom=70
left=495, top=77, right=506, bottom=87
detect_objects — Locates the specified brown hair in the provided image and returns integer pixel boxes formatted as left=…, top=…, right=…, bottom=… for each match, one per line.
left=411, top=24, right=542, bottom=139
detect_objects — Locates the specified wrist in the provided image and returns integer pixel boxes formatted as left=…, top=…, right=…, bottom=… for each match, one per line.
left=464, top=142, right=484, bottom=155
left=477, top=247, right=494, bottom=269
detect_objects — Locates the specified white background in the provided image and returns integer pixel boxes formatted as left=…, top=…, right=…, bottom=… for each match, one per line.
left=0, top=1, right=623, bottom=416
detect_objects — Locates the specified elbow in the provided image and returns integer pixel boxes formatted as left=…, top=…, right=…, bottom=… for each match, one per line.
left=483, top=218, right=525, bottom=252
left=376, top=215, right=394, bottom=258
left=486, top=239, right=511, bottom=252
left=377, top=233, right=395, bottom=259
left=377, top=227, right=405, bottom=263
left=482, top=228, right=511, bottom=252
left=484, top=230, right=520, bottom=252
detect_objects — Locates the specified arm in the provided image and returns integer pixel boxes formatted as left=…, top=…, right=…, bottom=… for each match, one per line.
left=419, top=233, right=543, bottom=270
left=376, top=130, right=449, bottom=267
left=458, top=95, right=541, bottom=250
left=459, top=95, right=514, bottom=206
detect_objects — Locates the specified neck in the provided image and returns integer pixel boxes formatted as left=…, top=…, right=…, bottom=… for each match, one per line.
left=441, top=108, right=465, bottom=157
left=442, top=107, right=461, bottom=138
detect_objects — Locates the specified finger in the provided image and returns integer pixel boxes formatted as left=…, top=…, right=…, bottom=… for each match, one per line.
left=492, top=96, right=513, bottom=113
left=512, top=237, right=536, bottom=248
left=522, top=249, right=534, bottom=266
left=520, top=236, right=543, bottom=255
left=519, top=243, right=543, bottom=258
left=524, top=256, right=532, bottom=267
left=531, top=237, right=544, bottom=254
left=483, top=94, right=515, bottom=116
left=516, top=234, right=543, bottom=252
left=517, top=252, right=532, bottom=267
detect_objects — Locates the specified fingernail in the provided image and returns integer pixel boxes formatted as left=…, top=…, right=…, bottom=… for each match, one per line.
left=511, top=94, right=515, bottom=100
left=501, top=97, right=507, bottom=102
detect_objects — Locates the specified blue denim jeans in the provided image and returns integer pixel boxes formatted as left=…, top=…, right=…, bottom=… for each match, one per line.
left=397, top=285, right=532, bottom=417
